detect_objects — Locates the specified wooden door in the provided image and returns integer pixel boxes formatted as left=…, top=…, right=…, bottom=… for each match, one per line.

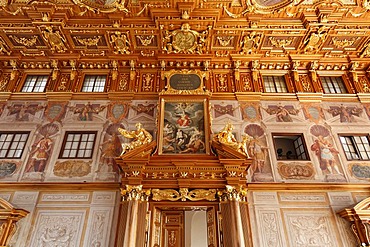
left=161, top=211, right=184, bottom=247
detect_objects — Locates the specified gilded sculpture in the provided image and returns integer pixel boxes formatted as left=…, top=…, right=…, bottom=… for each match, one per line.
left=213, top=122, right=250, bottom=157
left=240, top=32, right=261, bottom=55
left=118, top=123, right=153, bottom=155
left=41, top=26, right=68, bottom=53
left=303, top=26, right=329, bottom=53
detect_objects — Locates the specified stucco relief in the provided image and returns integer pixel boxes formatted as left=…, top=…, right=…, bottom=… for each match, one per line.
left=260, top=212, right=282, bottom=246
left=85, top=210, right=111, bottom=247
left=29, top=211, right=85, bottom=247
left=285, top=214, right=334, bottom=246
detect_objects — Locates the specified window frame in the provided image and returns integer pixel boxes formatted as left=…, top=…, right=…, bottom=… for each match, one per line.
left=59, top=131, right=97, bottom=159
left=262, top=75, right=288, bottom=93
left=320, top=76, right=348, bottom=94
left=21, top=75, right=49, bottom=92
left=272, top=133, right=310, bottom=161
left=339, top=134, right=370, bottom=161
left=81, top=75, right=107, bottom=92
left=0, top=132, right=30, bottom=159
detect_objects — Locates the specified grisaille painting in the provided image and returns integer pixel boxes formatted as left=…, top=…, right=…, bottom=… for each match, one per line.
left=160, top=101, right=206, bottom=154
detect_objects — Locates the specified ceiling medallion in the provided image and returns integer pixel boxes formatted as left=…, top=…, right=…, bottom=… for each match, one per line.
left=72, top=0, right=129, bottom=13
left=162, top=23, right=210, bottom=54
left=224, top=0, right=304, bottom=17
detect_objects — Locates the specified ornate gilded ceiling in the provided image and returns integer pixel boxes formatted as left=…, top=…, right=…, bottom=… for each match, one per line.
left=0, top=0, right=370, bottom=71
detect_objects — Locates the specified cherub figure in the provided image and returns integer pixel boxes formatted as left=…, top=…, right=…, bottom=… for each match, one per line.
left=263, top=104, right=300, bottom=122
left=326, top=104, right=363, bottom=123
left=69, top=102, right=106, bottom=121
left=7, top=102, right=44, bottom=121
left=213, top=122, right=238, bottom=148
left=118, top=123, right=152, bottom=155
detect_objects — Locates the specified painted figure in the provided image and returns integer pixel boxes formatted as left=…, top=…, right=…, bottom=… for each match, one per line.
left=327, top=104, right=362, bottom=123
left=248, top=135, right=268, bottom=174
left=118, top=123, right=152, bottom=155
left=311, top=135, right=341, bottom=174
left=25, top=134, right=53, bottom=172
left=99, top=133, right=121, bottom=173
left=180, top=135, right=205, bottom=153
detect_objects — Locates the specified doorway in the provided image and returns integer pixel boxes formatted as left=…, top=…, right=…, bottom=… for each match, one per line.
left=148, top=202, right=220, bottom=247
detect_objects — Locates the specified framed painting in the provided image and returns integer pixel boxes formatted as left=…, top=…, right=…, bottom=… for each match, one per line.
left=158, top=99, right=209, bottom=155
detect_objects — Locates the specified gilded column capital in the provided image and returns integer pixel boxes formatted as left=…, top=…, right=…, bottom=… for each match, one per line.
left=218, top=185, right=247, bottom=202
left=120, top=185, right=150, bottom=201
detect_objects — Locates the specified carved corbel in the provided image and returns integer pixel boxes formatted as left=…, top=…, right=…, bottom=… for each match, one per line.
left=69, top=60, right=77, bottom=81
left=111, top=60, right=118, bottom=81
left=51, top=59, right=59, bottom=81
left=234, top=60, right=241, bottom=83
left=129, top=60, right=136, bottom=81
left=350, top=62, right=360, bottom=83
left=9, top=60, right=18, bottom=81
left=292, top=61, right=300, bottom=83
left=309, top=61, right=318, bottom=83
left=251, top=60, right=260, bottom=90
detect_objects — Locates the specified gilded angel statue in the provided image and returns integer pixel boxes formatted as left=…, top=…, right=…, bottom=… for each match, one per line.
left=118, top=123, right=152, bottom=155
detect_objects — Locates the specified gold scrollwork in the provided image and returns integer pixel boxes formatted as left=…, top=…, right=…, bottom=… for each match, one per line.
left=9, top=35, right=38, bottom=47
left=136, top=35, right=154, bottom=46
left=74, top=36, right=101, bottom=46
left=152, top=188, right=217, bottom=201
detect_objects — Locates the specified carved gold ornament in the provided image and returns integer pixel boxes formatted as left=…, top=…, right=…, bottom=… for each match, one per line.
left=217, top=36, right=234, bottom=47
left=162, top=23, right=210, bottom=54
left=224, top=0, right=305, bottom=17
left=240, top=32, right=262, bottom=55
left=0, top=198, right=28, bottom=247
left=302, top=26, right=329, bottom=53
left=269, top=36, right=294, bottom=48
left=9, top=35, right=38, bottom=47
left=332, top=37, right=358, bottom=48
left=74, top=36, right=101, bottom=46
left=152, top=188, right=217, bottom=201
left=213, top=122, right=250, bottom=157
left=41, top=26, right=68, bottom=53
left=110, top=31, right=131, bottom=54
left=136, top=35, right=154, bottom=46
left=0, top=37, right=11, bottom=55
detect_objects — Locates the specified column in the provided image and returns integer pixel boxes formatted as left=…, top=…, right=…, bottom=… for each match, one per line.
left=115, top=185, right=149, bottom=247
left=218, top=185, right=251, bottom=247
